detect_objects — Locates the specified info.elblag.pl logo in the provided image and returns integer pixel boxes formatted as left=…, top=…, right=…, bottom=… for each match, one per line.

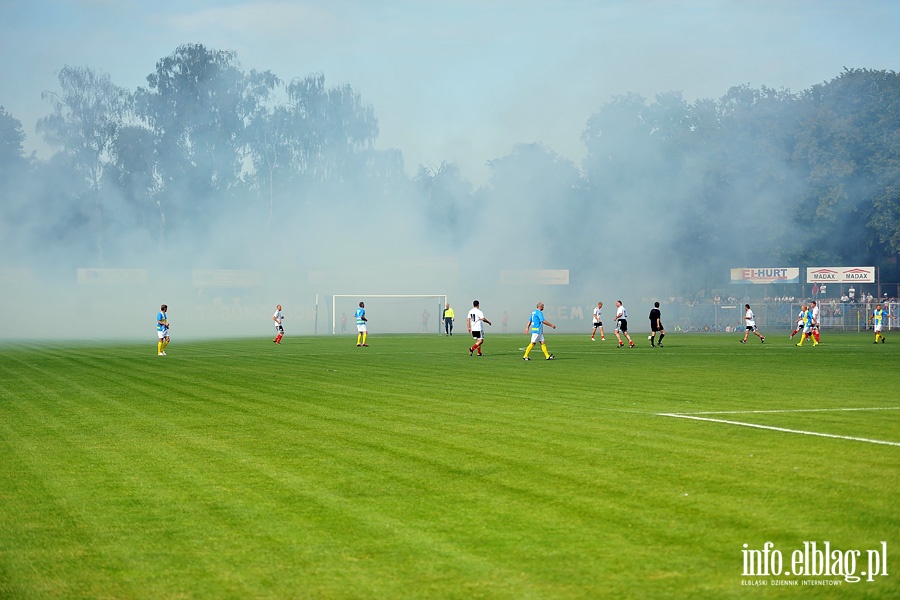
left=741, top=541, right=889, bottom=587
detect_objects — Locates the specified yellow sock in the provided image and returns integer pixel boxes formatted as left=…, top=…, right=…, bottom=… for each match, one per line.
left=524, top=343, right=534, bottom=358
left=357, top=333, right=362, bottom=345
left=157, top=341, right=163, bottom=353
left=541, top=343, right=550, bottom=358
left=162, top=339, right=169, bottom=350
left=362, top=332, right=367, bottom=344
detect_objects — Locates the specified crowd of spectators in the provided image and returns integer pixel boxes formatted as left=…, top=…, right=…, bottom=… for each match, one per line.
left=661, top=289, right=898, bottom=332
left=668, top=290, right=897, bottom=306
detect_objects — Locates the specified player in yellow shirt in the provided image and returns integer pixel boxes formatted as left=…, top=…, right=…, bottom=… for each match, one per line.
left=442, top=303, right=455, bottom=336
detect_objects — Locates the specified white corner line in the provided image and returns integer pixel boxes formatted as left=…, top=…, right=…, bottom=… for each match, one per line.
left=656, top=413, right=900, bottom=447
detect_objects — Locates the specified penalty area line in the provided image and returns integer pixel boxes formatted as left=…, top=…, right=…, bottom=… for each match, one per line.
left=656, top=413, right=900, bottom=447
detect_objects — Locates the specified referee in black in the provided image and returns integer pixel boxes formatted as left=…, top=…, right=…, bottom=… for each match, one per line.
left=649, top=302, right=665, bottom=347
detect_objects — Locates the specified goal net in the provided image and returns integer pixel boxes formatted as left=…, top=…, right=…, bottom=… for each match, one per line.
left=331, top=294, right=448, bottom=335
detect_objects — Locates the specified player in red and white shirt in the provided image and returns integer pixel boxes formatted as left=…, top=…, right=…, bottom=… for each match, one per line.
left=467, top=300, right=492, bottom=357
left=810, top=300, right=821, bottom=344
left=272, top=304, right=284, bottom=344
left=591, top=301, right=606, bottom=341
left=614, top=300, right=634, bottom=348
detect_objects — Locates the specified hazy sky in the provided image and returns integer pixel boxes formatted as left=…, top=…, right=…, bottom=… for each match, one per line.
left=2, top=0, right=899, bottom=183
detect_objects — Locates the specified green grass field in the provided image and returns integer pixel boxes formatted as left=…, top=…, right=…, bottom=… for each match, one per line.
left=1, top=332, right=898, bottom=599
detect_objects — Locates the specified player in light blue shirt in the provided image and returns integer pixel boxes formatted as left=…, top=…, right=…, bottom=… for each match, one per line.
left=869, top=303, right=894, bottom=344
left=523, top=302, right=556, bottom=360
left=355, top=302, right=368, bottom=346
left=795, top=305, right=816, bottom=347
left=156, top=304, right=169, bottom=355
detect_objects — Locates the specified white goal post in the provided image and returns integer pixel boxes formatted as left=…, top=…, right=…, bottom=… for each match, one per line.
left=331, top=294, right=448, bottom=335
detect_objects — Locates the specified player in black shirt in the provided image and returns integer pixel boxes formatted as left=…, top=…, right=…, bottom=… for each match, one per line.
left=649, top=302, right=665, bottom=347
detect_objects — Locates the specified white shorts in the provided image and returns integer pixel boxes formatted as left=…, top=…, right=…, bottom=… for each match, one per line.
left=874, top=324, right=883, bottom=333
left=157, top=329, right=169, bottom=339
left=530, top=333, right=545, bottom=344
left=357, top=324, right=367, bottom=332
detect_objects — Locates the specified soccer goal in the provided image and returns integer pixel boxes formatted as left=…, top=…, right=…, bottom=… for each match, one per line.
left=331, top=294, right=448, bottom=335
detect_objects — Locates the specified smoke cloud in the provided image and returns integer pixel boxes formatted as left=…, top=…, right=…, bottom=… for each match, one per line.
left=1, top=2, right=898, bottom=341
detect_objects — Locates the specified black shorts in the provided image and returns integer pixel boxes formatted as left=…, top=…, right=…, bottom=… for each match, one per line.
left=592, top=321, right=603, bottom=328
left=746, top=325, right=757, bottom=332
left=617, top=319, right=628, bottom=332
left=651, top=323, right=664, bottom=332
left=471, top=331, right=484, bottom=339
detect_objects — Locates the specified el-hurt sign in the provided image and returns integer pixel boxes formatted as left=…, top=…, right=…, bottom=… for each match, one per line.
left=806, top=267, right=875, bottom=283
left=730, top=268, right=800, bottom=285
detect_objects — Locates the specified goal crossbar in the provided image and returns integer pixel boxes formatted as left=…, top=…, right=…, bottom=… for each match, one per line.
left=332, top=294, right=448, bottom=335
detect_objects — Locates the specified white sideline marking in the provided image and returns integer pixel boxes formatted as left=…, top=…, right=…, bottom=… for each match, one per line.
left=673, top=407, right=900, bottom=415
left=657, top=412, right=900, bottom=447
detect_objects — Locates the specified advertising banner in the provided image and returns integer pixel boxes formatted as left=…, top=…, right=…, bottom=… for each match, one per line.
left=806, top=266, right=875, bottom=283
left=500, top=269, right=570, bottom=285
left=192, top=269, right=263, bottom=288
left=77, top=268, right=148, bottom=285
left=0, top=269, right=33, bottom=283
left=730, top=268, right=800, bottom=285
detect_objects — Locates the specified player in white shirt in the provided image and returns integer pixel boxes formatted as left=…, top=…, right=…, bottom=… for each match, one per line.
left=467, top=300, right=492, bottom=356
left=740, top=304, right=765, bottom=344
left=591, top=301, right=606, bottom=341
left=614, top=300, right=634, bottom=348
left=272, top=304, right=284, bottom=344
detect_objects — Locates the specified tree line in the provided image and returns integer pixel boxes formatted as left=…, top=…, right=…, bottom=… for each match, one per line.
left=1, top=43, right=898, bottom=287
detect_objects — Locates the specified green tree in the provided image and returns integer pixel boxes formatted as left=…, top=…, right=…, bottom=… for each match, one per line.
left=793, top=69, right=900, bottom=275
left=0, top=107, right=31, bottom=259
left=242, top=70, right=286, bottom=229
left=134, top=44, right=259, bottom=240
left=37, top=66, right=132, bottom=261
left=283, top=73, right=379, bottom=184
left=242, top=71, right=384, bottom=235
left=0, top=105, right=27, bottom=176
left=106, top=125, right=160, bottom=239
left=414, top=161, right=472, bottom=246
left=481, top=143, right=582, bottom=271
